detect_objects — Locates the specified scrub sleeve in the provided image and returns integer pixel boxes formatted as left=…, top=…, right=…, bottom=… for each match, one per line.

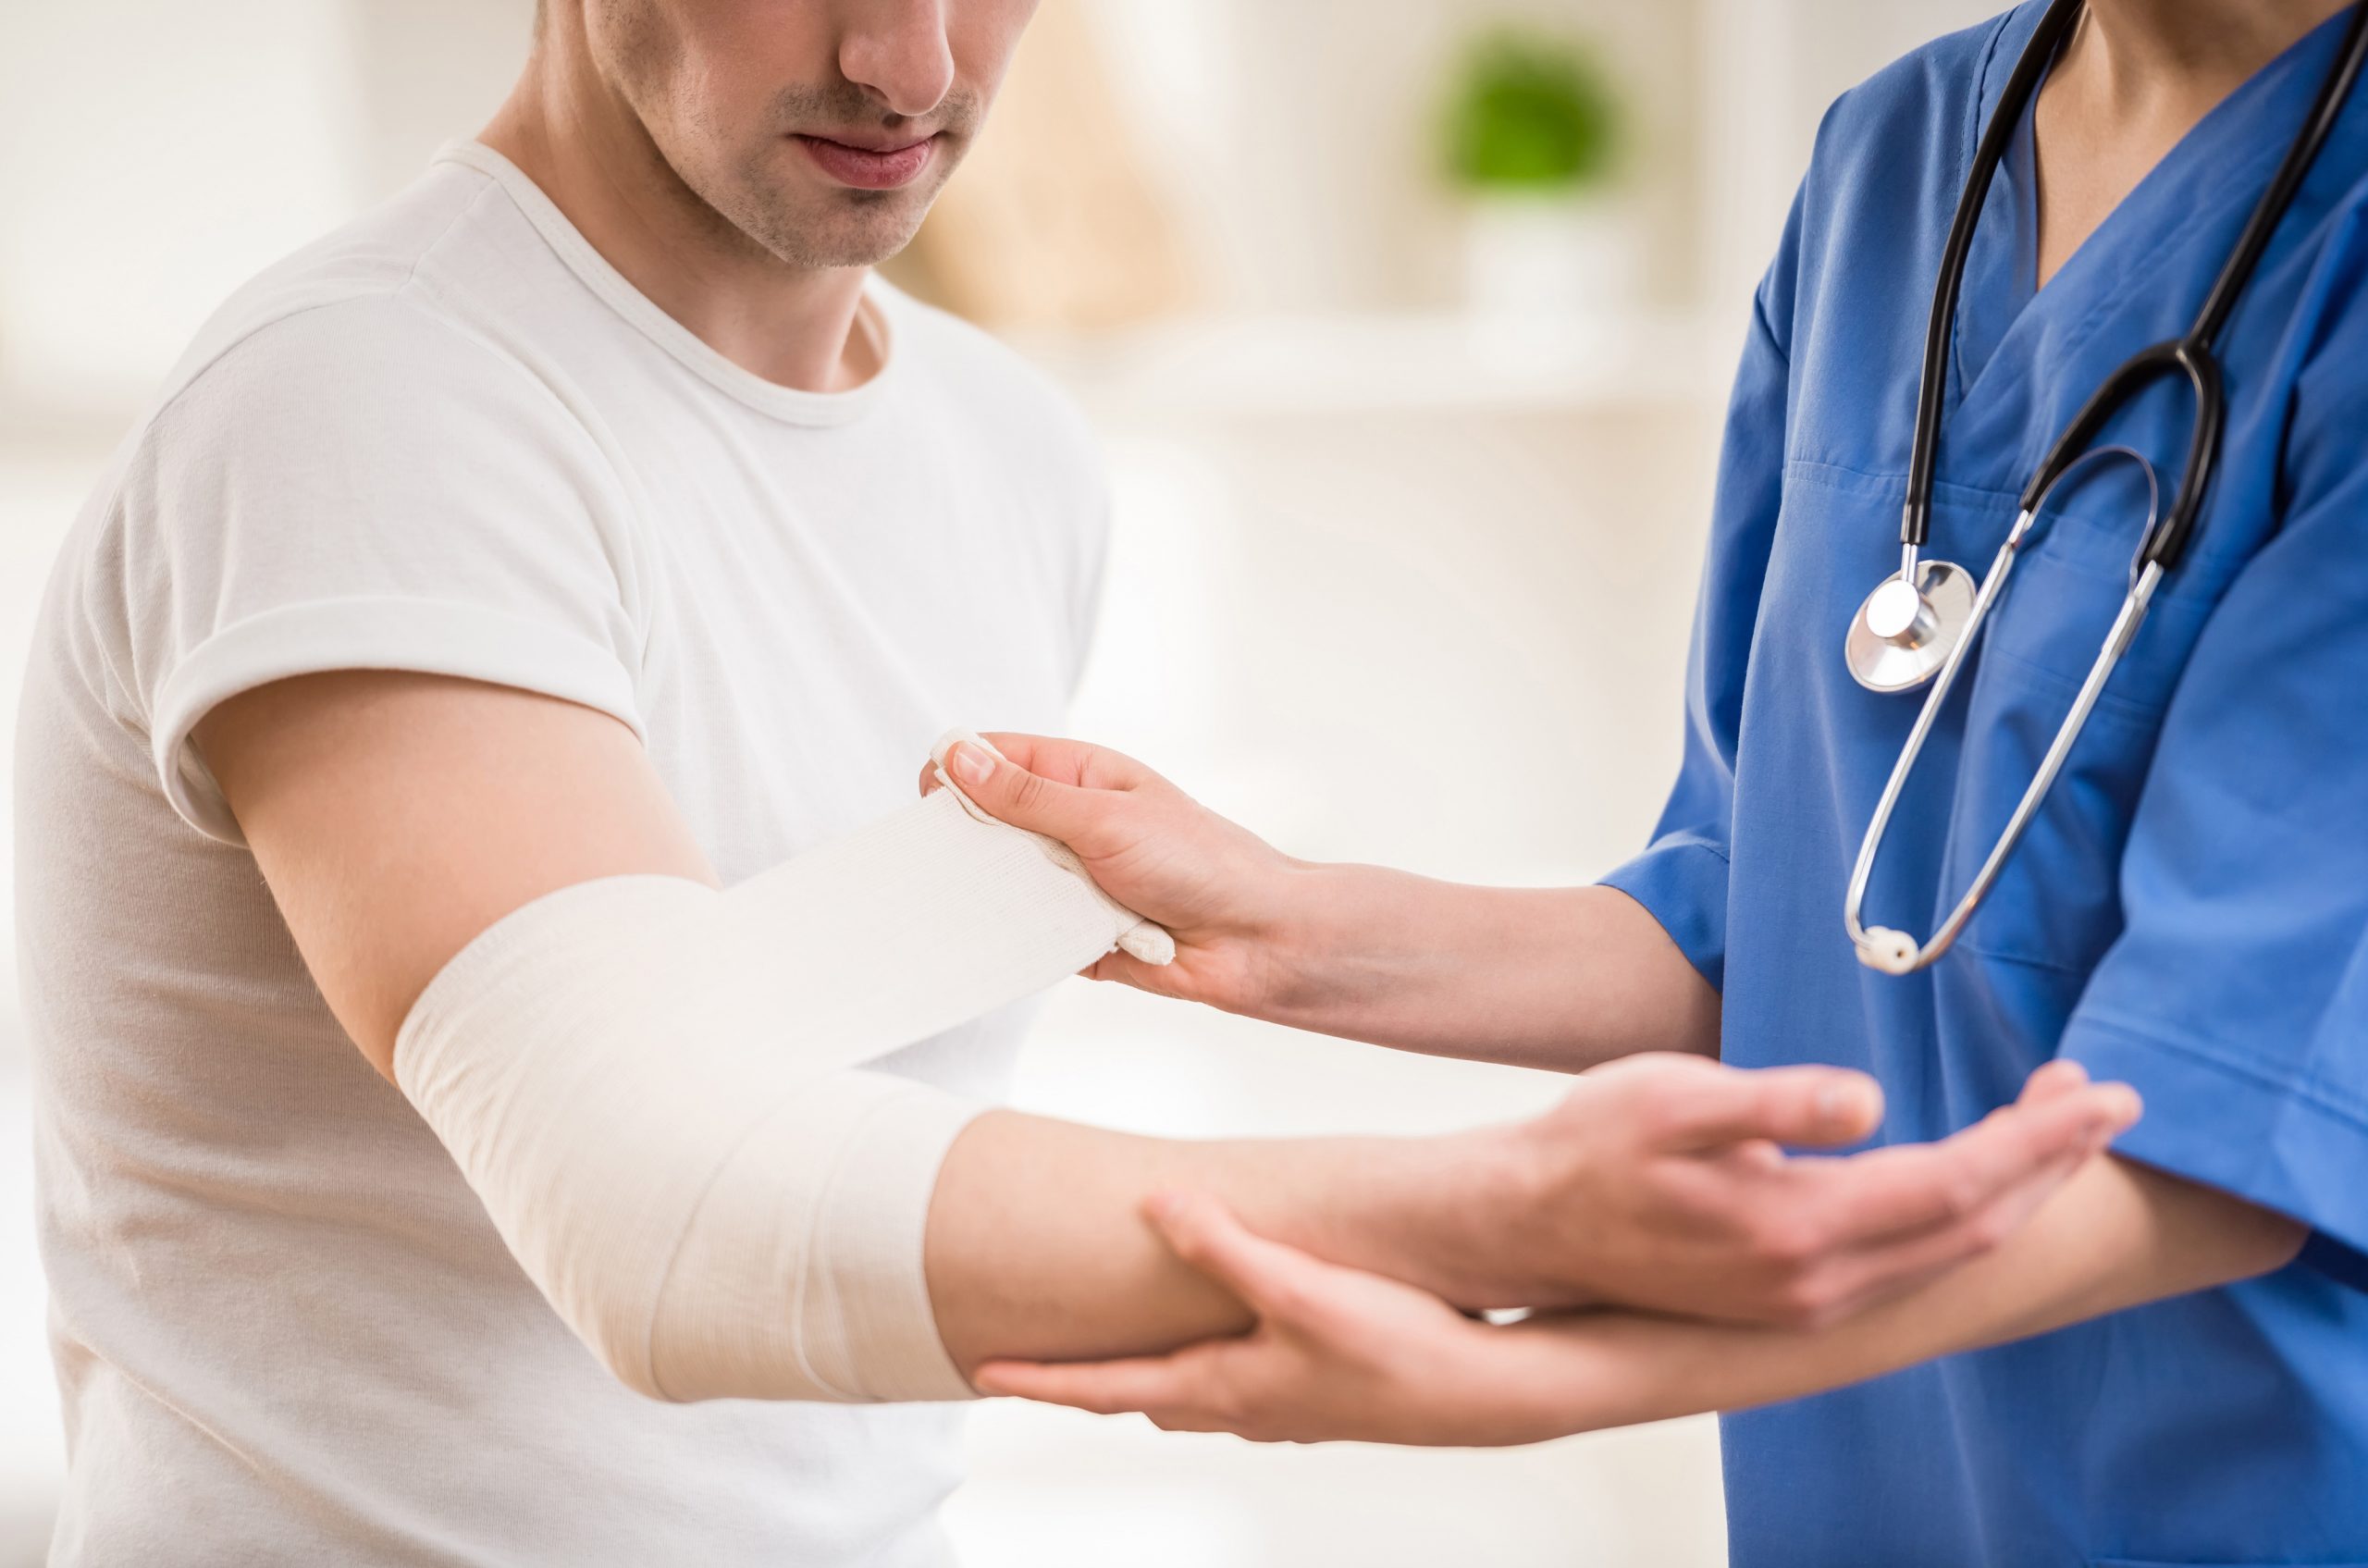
left=2057, top=243, right=2368, bottom=1280
left=1601, top=228, right=1800, bottom=995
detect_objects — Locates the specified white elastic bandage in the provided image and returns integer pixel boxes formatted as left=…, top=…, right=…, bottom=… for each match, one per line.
left=395, top=730, right=1170, bottom=1403
left=929, top=729, right=1173, bottom=966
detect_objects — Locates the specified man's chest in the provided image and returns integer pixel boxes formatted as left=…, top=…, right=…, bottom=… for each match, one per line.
left=615, top=429, right=1088, bottom=878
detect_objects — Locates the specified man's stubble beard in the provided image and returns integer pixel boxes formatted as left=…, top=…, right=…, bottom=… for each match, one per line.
left=725, top=152, right=957, bottom=271
left=719, top=80, right=984, bottom=272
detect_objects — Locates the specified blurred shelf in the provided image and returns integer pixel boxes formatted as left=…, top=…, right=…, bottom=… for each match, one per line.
left=1015, top=308, right=1733, bottom=420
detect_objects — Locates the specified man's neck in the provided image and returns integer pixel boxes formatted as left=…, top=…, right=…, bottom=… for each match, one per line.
left=480, top=38, right=878, bottom=394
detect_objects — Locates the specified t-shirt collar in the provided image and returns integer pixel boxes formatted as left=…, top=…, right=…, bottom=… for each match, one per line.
left=437, top=139, right=900, bottom=427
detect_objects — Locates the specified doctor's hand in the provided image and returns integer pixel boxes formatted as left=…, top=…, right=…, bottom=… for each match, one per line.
left=976, top=1192, right=1581, bottom=1448
left=920, top=732, right=1307, bottom=1014
left=982, top=1084, right=2248, bottom=1453
left=1417, top=1054, right=2141, bottom=1328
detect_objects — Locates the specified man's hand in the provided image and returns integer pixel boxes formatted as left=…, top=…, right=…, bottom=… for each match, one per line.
left=1412, top=1056, right=2141, bottom=1327
left=920, top=733, right=1309, bottom=1014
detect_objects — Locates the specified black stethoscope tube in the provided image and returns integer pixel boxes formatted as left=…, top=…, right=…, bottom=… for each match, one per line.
left=1901, top=0, right=2084, bottom=552
left=1901, top=0, right=2368, bottom=574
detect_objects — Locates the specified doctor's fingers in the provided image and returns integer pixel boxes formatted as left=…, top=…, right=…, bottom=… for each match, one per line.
left=926, top=738, right=1124, bottom=848
left=1141, top=1192, right=1358, bottom=1327
left=972, top=1340, right=1242, bottom=1425
left=972, top=731, right=1171, bottom=794
left=2016, top=1056, right=2093, bottom=1103
left=1791, top=1082, right=2138, bottom=1250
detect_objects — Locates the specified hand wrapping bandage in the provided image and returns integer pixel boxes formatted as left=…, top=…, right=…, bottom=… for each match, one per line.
left=395, top=730, right=1170, bottom=1403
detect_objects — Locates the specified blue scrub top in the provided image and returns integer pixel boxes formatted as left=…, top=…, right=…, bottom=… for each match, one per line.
left=1603, top=6, right=2368, bottom=1562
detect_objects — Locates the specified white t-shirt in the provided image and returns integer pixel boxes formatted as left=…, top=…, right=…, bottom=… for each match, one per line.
left=12, top=141, right=1107, bottom=1567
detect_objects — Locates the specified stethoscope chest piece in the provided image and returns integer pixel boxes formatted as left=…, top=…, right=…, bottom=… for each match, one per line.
left=1844, top=558, right=1978, bottom=693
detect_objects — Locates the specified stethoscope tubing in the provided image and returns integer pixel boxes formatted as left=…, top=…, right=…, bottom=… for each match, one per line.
left=1905, top=0, right=2368, bottom=564
left=1844, top=451, right=2163, bottom=974
left=1848, top=0, right=2368, bottom=975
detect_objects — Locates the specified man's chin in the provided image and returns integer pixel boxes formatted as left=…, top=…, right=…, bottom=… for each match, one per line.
left=741, top=189, right=935, bottom=271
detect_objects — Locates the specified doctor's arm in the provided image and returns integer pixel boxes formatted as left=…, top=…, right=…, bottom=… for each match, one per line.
left=196, top=670, right=2135, bottom=1392
left=921, top=734, right=1723, bottom=1069
left=973, top=1149, right=2305, bottom=1446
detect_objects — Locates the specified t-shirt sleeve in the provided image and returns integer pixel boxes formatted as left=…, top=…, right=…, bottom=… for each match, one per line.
left=2058, top=251, right=2368, bottom=1279
left=109, top=293, right=649, bottom=846
left=1597, top=197, right=1801, bottom=992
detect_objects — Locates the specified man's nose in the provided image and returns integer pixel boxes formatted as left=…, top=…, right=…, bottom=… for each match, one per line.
left=838, top=0, right=956, bottom=119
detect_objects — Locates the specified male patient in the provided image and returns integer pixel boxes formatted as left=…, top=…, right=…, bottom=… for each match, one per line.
left=14, top=3, right=2131, bottom=1563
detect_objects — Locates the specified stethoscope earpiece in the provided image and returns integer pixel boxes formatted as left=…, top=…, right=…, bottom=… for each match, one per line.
left=1854, top=926, right=1922, bottom=975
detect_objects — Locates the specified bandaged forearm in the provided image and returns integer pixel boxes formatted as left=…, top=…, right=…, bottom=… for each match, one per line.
left=394, top=735, right=1169, bottom=1404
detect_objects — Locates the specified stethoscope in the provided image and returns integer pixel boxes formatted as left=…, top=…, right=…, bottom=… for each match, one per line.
left=1841, top=0, right=2368, bottom=976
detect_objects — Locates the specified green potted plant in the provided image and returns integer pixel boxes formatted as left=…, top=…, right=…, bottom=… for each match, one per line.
left=1442, top=27, right=1634, bottom=322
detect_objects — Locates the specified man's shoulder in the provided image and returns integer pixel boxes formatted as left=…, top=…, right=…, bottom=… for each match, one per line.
left=158, top=160, right=514, bottom=405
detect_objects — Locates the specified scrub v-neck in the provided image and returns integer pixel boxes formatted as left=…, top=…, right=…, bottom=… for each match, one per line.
left=1943, top=6, right=2351, bottom=419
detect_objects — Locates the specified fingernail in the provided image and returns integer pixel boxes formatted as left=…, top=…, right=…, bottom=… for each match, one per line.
left=949, top=744, right=993, bottom=788
left=1817, top=1080, right=1872, bottom=1125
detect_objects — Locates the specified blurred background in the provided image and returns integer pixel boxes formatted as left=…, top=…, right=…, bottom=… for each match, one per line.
left=0, top=0, right=1990, bottom=1562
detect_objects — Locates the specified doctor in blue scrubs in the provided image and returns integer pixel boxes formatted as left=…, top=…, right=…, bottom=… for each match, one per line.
left=937, top=0, right=2368, bottom=1562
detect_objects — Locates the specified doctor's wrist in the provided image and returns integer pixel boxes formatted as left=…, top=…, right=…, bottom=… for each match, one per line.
left=1238, top=861, right=1518, bottom=1051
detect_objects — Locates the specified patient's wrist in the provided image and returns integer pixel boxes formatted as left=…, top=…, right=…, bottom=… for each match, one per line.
left=1310, top=1124, right=1543, bottom=1311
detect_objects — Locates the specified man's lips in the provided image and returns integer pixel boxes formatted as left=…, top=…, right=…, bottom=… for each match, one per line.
left=793, top=133, right=937, bottom=191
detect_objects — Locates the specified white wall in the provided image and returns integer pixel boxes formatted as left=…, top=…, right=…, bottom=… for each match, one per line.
left=0, top=1, right=362, bottom=408
left=1089, top=0, right=1708, bottom=315
left=1697, top=0, right=2001, bottom=308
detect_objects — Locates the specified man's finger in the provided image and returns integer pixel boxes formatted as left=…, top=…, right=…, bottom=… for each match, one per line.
left=1146, top=1193, right=1344, bottom=1325
left=1643, top=1063, right=1886, bottom=1152
left=1807, top=1082, right=2138, bottom=1244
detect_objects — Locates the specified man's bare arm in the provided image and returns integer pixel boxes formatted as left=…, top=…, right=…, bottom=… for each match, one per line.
left=200, top=673, right=2134, bottom=1387
left=197, top=669, right=721, bottom=1073
left=199, top=671, right=1277, bottom=1362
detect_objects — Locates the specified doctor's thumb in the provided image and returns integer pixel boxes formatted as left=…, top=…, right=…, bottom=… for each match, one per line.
left=939, top=738, right=1106, bottom=847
